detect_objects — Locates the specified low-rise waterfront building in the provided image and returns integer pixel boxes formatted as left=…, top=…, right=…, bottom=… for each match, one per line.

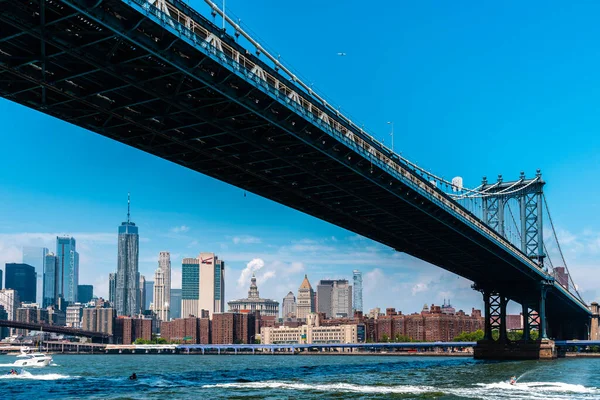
left=261, top=313, right=358, bottom=345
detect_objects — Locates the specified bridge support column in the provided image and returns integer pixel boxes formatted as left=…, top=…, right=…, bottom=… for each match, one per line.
left=483, top=290, right=492, bottom=340
left=499, top=295, right=508, bottom=343
left=475, top=288, right=556, bottom=360
left=522, top=303, right=531, bottom=341
left=539, top=283, right=549, bottom=340
left=590, top=302, right=600, bottom=340
left=480, top=290, right=506, bottom=341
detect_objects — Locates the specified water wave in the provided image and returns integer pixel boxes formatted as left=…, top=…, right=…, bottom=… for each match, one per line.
left=476, top=381, right=596, bottom=394
left=203, top=381, right=436, bottom=394
left=203, top=380, right=599, bottom=399
left=0, top=370, right=75, bottom=380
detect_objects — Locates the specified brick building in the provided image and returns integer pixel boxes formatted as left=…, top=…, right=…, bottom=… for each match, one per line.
left=82, top=307, right=115, bottom=336
left=115, top=317, right=152, bottom=344
left=506, top=314, right=523, bottom=330
left=160, top=317, right=211, bottom=344
left=15, top=306, right=49, bottom=335
left=209, top=312, right=256, bottom=344
left=211, top=313, right=234, bottom=344
left=361, top=305, right=484, bottom=342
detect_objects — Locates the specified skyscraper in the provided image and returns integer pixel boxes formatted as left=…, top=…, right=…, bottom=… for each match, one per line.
left=353, top=270, right=363, bottom=313
left=109, top=273, right=116, bottom=306
left=153, top=252, right=171, bottom=321
left=282, top=291, right=297, bottom=318
left=317, top=279, right=352, bottom=318
left=181, top=257, right=199, bottom=318
left=144, top=280, right=154, bottom=311
left=181, top=252, right=225, bottom=318
left=56, top=236, right=79, bottom=303
left=170, top=288, right=182, bottom=319
left=5, top=263, right=36, bottom=303
left=297, top=275, right=315, bottom=319
left=139, top=275, right=146, bottom=315
left=22, top=247, right=48, bottom=306
left=77, top=285, right=94, bottom=303
left=0, top=269, right=3, bottom=290
left=331, top=280, right=352, bottom=318
left=199, top=252, right=224, bottom=317
left=115, top=194, right=140, bottom=316
left=0, top=289, right=19, bottom=320
left=43, top=253, right=59, bottom=308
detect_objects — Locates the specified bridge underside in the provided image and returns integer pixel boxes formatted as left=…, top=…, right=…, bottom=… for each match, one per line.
left=0, top=319, right=111, bottom=340
left=0, top=0, right=590, bottom=337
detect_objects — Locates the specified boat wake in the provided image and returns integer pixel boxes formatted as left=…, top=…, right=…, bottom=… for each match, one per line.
left=477, top=381, right=595, bottom=393
left=203, top=380, right=599, bottom=399
left=203, top=381, right=435, bottom=394
left=0, top=370, right=74, bottom=380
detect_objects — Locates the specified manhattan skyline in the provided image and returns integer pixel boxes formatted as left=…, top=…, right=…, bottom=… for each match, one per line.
left=1, top=0, right=600, bottom=315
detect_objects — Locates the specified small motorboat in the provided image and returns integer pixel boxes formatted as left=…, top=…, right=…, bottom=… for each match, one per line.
left=13, top=348, right=52, bottom=367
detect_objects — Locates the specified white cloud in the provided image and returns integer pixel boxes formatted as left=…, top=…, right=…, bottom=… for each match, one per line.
left=412, top=283, right=428, bottom=296
left=170, top=225, right=190, bottom=234
left=289, top=262, right=305, bottom=273
left=237, top=258, right=265, bottom=287
left=232, top=235, right=262, bottom=245
left=262, top=270, right=276, bottom=282
left=364, top=268, right=385, bottom=294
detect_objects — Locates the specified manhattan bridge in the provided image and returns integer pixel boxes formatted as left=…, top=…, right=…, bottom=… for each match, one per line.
left=0, top=0, right=594, bottom=358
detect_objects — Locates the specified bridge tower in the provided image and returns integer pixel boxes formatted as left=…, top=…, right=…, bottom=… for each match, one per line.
left=481, top=170, right=545, bottom=268
left=475, top=170, right=560, bottom=359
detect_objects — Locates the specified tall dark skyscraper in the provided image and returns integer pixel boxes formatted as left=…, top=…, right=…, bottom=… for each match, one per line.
left=22, top=247, right=48, bottom=306
left=5, top=263, right=36, bottom=303
left=144, top=280, right=154, bottom=311
left=0, top=269, right=3, bottom=290
left=115, top=194, right=140, bottom=316
left=56, top=236, right=79, bottom=303
left=170, top=288, right=182, bottom=319
left=353, top=270, right=363, bottom=313
left=78, top=285, right=94, bottom=303
left=109, top=273, right=116, bottom=306
left=43, top=253, right=59, bottom=308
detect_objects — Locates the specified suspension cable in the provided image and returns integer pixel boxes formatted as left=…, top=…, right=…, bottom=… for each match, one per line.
left=543, top=194, right=584, bottom=302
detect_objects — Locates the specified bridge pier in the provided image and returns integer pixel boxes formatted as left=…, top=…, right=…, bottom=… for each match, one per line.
left=590, top=302, right=600, bottom=340
left=475, top=284, right=557, bottom=360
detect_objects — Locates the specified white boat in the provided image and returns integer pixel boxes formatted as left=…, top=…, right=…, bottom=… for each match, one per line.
left=13, top=348, right=52, bottom=367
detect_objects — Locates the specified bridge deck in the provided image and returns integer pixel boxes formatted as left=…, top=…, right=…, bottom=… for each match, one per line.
left=0, top=319, right=111, bottom=339
left=0, top=0, right=589, bottom=319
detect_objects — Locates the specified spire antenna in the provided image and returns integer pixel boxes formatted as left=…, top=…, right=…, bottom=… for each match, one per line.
left=127, top=192, right=131, bottom=223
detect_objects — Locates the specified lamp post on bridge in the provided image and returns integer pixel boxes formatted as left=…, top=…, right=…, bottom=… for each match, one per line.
left=387, top=121, right=394, bottom=153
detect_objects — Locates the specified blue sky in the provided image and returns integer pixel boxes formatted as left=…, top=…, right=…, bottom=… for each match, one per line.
left=1, top=0, right=599, bottom=313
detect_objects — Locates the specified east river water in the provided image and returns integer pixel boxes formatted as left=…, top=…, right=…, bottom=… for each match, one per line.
left=1, top=354, right=600, bottom=399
